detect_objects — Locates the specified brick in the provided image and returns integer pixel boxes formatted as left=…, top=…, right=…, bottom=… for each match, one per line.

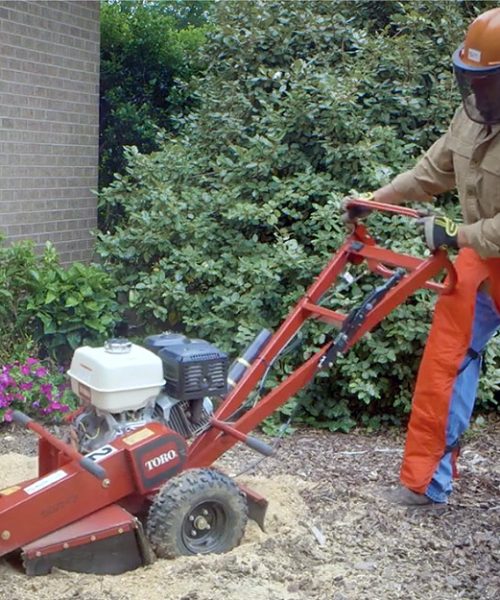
left=0, top=1, right=99, bottom=264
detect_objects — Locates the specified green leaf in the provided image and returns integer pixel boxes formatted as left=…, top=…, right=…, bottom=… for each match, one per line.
left=65, top=296, right=81, bottom=308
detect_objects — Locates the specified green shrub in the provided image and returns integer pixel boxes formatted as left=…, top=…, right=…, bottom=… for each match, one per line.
left=0, top=238, right=41, bottom=364
left=96, top=0, right=500, bottom=430
left=99, top=0, right=210, bottom=198
left=0, top=238, right=122, bottom=364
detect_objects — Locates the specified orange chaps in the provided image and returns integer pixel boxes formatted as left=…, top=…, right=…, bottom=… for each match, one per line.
left=400, top=248, right=500, bottom=494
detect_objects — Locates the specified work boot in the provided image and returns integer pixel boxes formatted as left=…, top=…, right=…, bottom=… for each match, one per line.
left=383, top=486, right=447, bottom=508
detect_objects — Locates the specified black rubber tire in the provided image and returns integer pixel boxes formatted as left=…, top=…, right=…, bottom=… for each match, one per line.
left=146, top=468, right=248, bottom=559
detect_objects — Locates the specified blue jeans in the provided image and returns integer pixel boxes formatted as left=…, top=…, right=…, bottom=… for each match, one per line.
left=425, top=292, right=500, bottom=503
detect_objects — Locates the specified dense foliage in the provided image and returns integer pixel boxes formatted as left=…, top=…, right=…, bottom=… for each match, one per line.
left=99, top=0, right=210, bottom=199
left=97, top=0, right=499, bottom=431
left=0, top=238, right=122, bottom=365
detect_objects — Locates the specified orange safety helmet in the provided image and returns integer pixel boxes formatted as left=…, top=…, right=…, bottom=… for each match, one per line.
left=452, top=7, right=500, bottom=124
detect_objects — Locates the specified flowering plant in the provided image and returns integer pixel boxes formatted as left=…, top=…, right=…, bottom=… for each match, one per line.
left=0, top=358, right=78, bottom=423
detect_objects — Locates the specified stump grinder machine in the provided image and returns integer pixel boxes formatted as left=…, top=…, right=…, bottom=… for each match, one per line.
left=0, top=199, right=456, bottom=575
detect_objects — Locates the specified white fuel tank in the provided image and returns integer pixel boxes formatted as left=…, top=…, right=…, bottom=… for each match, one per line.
left=68, top=339, right=165, bottom=412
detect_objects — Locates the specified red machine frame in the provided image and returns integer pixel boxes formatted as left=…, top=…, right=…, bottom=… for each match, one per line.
left=0, top=199, right=457, bottom=573
left=187, top=199, right=456, bottom=467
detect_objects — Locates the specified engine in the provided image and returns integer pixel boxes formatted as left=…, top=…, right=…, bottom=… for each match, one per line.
left=67, top=334, right=228, bottom=453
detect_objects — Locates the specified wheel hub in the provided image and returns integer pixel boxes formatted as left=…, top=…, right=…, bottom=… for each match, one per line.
left=182, top=501, right=226, bottom=552
left=193, top=515, right=211, bottom=530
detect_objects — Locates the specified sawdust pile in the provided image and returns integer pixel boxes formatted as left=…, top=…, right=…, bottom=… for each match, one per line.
left=0, top=423, right=499, bottom=600
left=0, top=453, right=38, bottom=487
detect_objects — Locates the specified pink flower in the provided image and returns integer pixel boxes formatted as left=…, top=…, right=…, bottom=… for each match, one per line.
left=0, top=372, right=13, bottom=386
left=40, top=383, right=53, bottom=399
left=0, top=357, right=75, bottom=423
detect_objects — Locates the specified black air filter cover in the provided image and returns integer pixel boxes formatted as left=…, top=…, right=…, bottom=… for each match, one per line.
left=145, top=333, right=228, bottom=401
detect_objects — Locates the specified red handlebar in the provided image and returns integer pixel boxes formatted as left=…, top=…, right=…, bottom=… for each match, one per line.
left=345, top=198, right=457, bottom=296
left=12, top=410, right=107, bottom=481
left=345, top=197, right=430, bottom=219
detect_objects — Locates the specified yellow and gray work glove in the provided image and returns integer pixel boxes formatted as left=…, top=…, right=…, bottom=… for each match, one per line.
left=419, top=215, right=459, bottom=251
left=341, top=192, right=375, bottom=222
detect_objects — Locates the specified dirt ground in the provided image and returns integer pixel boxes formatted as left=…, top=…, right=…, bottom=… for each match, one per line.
left=0, top=418, right=498, bottom=600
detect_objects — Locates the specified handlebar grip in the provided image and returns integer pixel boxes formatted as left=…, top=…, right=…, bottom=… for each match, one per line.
left=79, top=456, right=107, bottom=480
left=11, top=410, right=33, bottom=426
left=245, top=435, right=274, bottom=457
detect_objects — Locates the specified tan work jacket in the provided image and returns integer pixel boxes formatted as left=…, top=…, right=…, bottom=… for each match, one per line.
left=391, top=106, right=500, bottom=258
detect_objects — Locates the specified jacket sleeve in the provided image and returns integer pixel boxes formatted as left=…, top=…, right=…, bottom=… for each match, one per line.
left=461, top=218, right=500, bottom=258
left=390, top=127, right=457, bottom=202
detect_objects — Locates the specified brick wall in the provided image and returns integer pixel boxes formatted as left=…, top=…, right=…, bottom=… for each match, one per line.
left=0, top=0, right=99, bottom=263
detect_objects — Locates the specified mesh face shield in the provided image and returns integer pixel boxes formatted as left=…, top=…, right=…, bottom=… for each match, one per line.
left=453, top=49, right=500, bottom=125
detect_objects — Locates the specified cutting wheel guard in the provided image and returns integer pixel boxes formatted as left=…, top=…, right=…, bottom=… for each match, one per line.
left=187, top=199, right=457, bottom=468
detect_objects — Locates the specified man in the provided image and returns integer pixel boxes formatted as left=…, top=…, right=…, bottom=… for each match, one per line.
left=350, top=8, right=500, bottom=506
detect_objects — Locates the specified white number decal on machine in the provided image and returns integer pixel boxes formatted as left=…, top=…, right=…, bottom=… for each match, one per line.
left=85, top=445, right=118, bottom=463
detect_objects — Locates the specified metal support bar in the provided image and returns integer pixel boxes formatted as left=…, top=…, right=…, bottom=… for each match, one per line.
left=12, top=411, right=107, bottom=480
left=302, top=302, right=346, bottom=326
left=210, top=418, right=274, bottom=456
